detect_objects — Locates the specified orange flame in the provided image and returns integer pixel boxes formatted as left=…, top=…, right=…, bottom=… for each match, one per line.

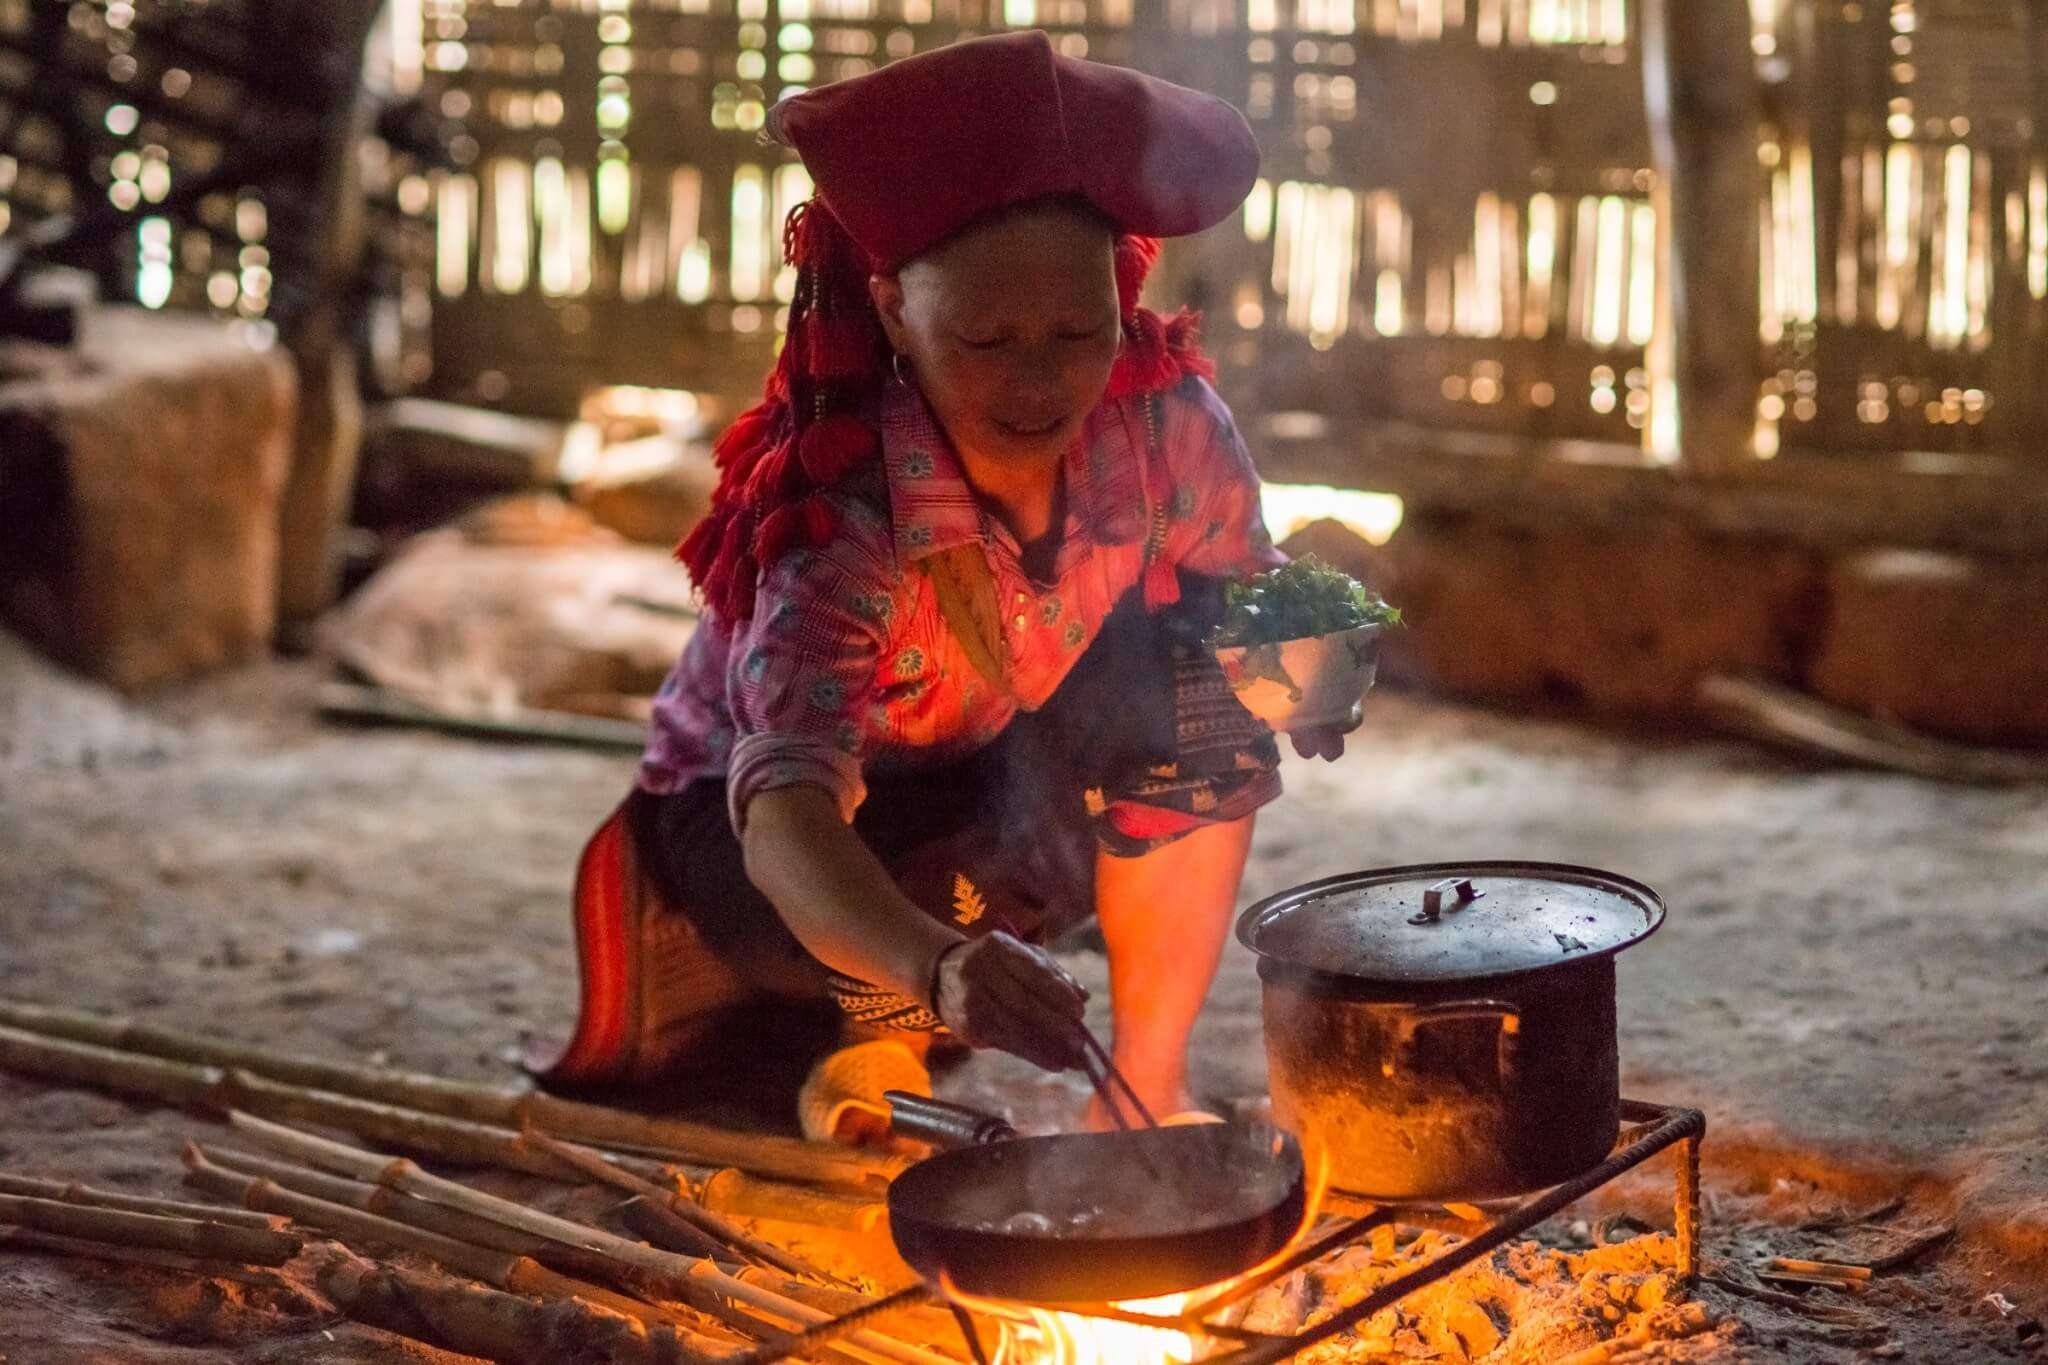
left=999, top=1293, right=1197, bottom=1365
left=941, top=1275, right=1193, bottom=1364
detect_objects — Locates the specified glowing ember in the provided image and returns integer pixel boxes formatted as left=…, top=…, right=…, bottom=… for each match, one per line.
left=995, top=1294, right=1195, bottom=1365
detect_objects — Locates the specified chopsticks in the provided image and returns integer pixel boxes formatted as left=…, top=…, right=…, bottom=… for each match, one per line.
left=1073, top=1026, right=1159, bottom=1132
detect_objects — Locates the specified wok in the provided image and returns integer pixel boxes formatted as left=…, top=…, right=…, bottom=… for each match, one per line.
left=884, top=1093, right=1307, bottom=1302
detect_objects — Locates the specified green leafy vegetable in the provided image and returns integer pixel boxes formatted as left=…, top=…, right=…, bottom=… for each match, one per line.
left=1206, top=556, right=1401, bottom=649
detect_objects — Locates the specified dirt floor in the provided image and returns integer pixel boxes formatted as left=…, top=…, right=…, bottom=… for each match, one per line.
left=3, top=622, right=2046, bottom=1362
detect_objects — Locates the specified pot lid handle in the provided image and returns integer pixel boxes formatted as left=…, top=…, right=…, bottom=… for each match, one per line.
left=1409, top=877, right=1485, bottom=925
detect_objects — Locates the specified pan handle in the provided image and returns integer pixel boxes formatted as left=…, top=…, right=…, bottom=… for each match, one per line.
left=885, top=1091, right=1019, bottom=1150
left=1384, top=999, right=1522, bottom=1081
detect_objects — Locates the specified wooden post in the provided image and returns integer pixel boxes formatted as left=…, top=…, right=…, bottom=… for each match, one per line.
left=1641, top=0, right=1763, bottom=477
left=271, top=3, right=382, bottom=637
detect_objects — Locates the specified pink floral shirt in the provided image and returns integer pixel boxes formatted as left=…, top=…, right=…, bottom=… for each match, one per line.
left=639, top=373, right=1284, bottom=830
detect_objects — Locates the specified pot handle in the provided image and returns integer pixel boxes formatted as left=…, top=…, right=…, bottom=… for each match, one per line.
left=1408, top=878, right=1486, bottom=925
left=1386, top=1000, right=1522, bottom=1080
left=885, top=1091, right=1018, bottom=1149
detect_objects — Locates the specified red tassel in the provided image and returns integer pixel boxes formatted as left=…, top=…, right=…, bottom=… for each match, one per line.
left=1160, top=307, right=1217, bottom=384
left=807, top=315, right=882, bottom=380
left=798, top=413, right=881, bottom=484
left=677, top=513, right=717, bottom=571
left=712, top=404, right=776, bottom=472
left=1144, top=552, right=1183, bottom=611
left=728, top=553, right=758, bottom=619
left=801, top=497, right=839, bottom=546
left=754, top=503, right=806, bottom=566
left=707, top=509, right=756, bottom=619
left=1105, top=305, right=1215, bottom=401
left=754, top=495, right=846, bottom=575
left=1115, top=235, right=1162, bottom=314
left=734, top=444, right=794, bottom=503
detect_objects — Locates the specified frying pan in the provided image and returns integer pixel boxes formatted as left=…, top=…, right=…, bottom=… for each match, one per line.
left=884, top=1093, right=1307, bottom=1302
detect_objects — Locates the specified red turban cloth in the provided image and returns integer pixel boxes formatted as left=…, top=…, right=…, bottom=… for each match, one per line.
left=766, top=30, right=1260, bottom=269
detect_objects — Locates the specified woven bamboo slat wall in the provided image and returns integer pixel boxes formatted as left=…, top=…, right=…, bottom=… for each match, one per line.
left=399, top=0, right=1666, bottom=438
left=0, top=0, right=426, bottom=384
left=8, top=1, right=2045, bottom=476
left=1746, top=0, right=2045, bottom=461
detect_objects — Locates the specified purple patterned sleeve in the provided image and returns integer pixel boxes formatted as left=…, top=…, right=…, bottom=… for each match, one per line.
left=722, top=529, right=893, bottom=834
left=1160, top=378, right=1288, bottom=581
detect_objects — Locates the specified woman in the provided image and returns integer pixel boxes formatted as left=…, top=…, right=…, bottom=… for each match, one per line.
left=533, top=32, right=1353, bottom=1141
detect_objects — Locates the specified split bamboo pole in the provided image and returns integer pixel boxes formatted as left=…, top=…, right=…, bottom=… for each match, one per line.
left=522, top=1124, right=831, bottom=1281
left=182, top=1144, right=736, bottom=1362
left=0, top=1172, right=286, bottom=1230
left=0, top=1225, right=290, bottom=1287
left=306, top=1242, right=706, bottom=1365
left=225, top=1111, right=958, bottom=1365
left=0, top=1192, right=300, bottom=1265
left=197, top=1142, right=726, bottom=1325
left=0, top=1001, right=899, bottom=1189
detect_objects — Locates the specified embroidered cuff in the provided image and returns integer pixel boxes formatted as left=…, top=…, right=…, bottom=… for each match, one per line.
left=727, top=731, right=868, bottom=835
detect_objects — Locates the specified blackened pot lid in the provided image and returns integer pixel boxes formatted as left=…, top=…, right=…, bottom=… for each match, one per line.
left=1236, top=861, right=1665, bottom=985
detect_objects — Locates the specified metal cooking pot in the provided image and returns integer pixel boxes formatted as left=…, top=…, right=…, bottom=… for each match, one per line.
left=1237, top=861, right=1664, bottom=1203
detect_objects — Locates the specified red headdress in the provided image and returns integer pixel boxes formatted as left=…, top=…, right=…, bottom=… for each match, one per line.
left=681, top=32, right=1261, bottom=621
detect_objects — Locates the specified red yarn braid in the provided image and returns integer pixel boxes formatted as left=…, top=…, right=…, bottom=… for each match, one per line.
left=679, top=198, right=1217, bottom=622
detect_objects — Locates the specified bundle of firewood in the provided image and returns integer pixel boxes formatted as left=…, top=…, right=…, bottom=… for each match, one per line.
left=0, top=1001, right=990, bottom=1365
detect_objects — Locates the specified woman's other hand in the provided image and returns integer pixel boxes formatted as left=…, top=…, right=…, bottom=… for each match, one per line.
left=1287, top=698, right=1363, bottom=762
left=931, top=931, right=1089, bottom=1073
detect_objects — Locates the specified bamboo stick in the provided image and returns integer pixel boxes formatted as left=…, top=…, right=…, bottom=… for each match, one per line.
left=0, top=1225, right=290, bottom=1288
left=517, top=1091, right=909, bottom=1191
left=0, top=1026, right=671, bottom=1191
left=0, top=1192, right=301, bottom=1265
left=522, top=1125, right=828, bottom=1281
left=616, top=1192, right=747, bottom=1263
left=1763, top=1255, right=1873, bottom=1282
left=700, top=1169, right=886, bottom=1234
left=202, top=1145, right=832, bottom=1351
left=225, top=1112, right=957, bottom=1365
left=227, top=1067, right=659, bottom=1181
left=0, top=1022, right=222, bottom=1108
left=307, top=1242, right=705, bottom=1365
left=725, top=1286, right=937, bottom=1365
left=0, top=1173, right=286, bottom=1230
left=0, top=1001, right=898, bottom=1189
left=726, top=1267, right=964, bottom=1354
left=609, top=1201, right=933, bottom=1336
left=182, top=1144, right=734, bottom=1362
left=198, top=1143, right=709, bottom=1317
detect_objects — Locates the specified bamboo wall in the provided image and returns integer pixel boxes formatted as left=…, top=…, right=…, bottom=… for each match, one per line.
left=8, top=0, right=2047, bottom=472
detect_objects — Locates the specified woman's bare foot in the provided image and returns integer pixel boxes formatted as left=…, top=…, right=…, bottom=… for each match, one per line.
left=1080, top=1069, right=1200, bottom=1131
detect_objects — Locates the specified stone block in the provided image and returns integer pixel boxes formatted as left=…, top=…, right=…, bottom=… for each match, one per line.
left=0, top=309, right=296, bottom=693
left=1808, top=550, right=2048, bottom=745
left=1281, top=515, right=1826, bottom=714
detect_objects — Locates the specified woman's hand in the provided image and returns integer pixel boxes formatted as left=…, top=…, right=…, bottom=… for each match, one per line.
left=931, top=931, right=1089, bottom=1073
left=1287, top=699, right=1363, bottom=762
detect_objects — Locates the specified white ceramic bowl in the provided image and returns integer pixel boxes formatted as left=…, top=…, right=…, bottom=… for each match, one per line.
left=1213, top=623, right=1382, bottom=732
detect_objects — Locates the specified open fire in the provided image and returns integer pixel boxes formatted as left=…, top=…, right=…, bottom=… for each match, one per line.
left=925, top=1100, right=1704, bottom=1364
left=996, top=1293, right=1196, bottom=1365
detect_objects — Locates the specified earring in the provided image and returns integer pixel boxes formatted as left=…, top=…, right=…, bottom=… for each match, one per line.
left=892, top=352, right=913, bottom=387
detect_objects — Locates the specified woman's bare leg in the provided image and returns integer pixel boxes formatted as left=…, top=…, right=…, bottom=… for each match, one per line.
left=1088, top=814, right=1255, bottom=1125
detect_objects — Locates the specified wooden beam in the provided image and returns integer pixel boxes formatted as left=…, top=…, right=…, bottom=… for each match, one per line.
left=1641, top=0, right=1762, bottom=476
